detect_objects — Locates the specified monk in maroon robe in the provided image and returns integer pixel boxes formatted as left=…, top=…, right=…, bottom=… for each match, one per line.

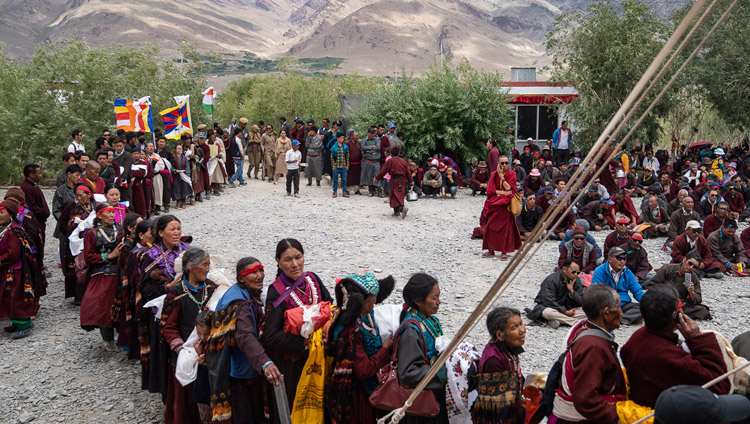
left=346, top=134, right=362, bottom=192
left=482, top=156, right=522, bottom=259
left=607, top=190, right=642, bottom=228
left=374, top=146, right=413, bottom=218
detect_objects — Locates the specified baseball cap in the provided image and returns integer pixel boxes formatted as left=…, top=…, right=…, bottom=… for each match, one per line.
left=600, top=195, right=615, bottom=205
left=588, top=185, right=598, bottom=192
left=686, top=220, right=701, bottom=230
left=631, top=233, right=644, bottom=241
left=291, top=140, right=300, bottom=146
left=388, top=123, right=395, bottom=128
left=654, top=385, right=750, bottom=424
left=513, top=159, right=521, bottom=165
left=616, top=217, right=629, bottom=224
left=608, top=246, right=626, bottom=257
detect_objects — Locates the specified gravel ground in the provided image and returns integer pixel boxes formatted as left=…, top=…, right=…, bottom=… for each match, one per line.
left=2, top=174, right=749, bottom=423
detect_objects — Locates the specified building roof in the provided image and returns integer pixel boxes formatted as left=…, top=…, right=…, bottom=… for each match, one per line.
left=501, top=81, right=578, bottom=104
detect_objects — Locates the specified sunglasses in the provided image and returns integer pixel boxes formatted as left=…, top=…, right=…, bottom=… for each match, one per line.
left=499, top=161, right=509, bottom=165
left=617, top=222, right=628, bottom=226
left=686, top=261, right=699, bottom=268
left=631, top=239, right=642, bottom=243
left=573, top=236, right=586, bottom=241
left=614, top=256, right=627, bottom=261
left=570, top=270, right=581, bottom=275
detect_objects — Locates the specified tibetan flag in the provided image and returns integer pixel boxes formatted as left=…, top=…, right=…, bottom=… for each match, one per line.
left=160, top=100, right=192, bottom=140
left=114, top=98, right=154, bottom=132
left=202, top=87, right=215, bottom=114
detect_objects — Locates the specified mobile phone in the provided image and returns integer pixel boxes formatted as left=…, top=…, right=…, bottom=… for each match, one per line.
left=672, top=310, right=681, bottom=323
left=684, top=273, right=691, bottom=287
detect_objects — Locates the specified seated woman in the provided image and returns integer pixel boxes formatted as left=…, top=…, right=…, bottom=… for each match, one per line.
left=471, top=307, right=527, bottom=424
left=326, top=271, right=395, bottom=424
left=397, top=273, right=449, bottom=424
left=260, top=238, right=332, bottom=424
left=161, top=247, right=217, bottom=424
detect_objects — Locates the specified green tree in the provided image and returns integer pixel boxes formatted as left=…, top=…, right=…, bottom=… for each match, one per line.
left=352, top=59, right=512, bottom=165
left=546, top=0, right=673, bottom=151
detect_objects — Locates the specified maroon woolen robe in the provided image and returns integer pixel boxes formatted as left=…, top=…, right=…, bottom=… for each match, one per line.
left=606, top=194, right=642, bottom=227
left=482, top=170, right=522, bottom=254
left=375, top=156, right=413, bottom=209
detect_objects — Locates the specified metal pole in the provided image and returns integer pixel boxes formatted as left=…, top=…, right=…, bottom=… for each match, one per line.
left=273, top=381, right=292, bottom=424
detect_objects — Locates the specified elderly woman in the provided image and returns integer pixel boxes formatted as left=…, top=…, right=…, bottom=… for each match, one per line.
left=161, top=247, right=217, bottom=424
left=397, top=273, right=449, bottom=424
left=260, top=238, right=333, bottom=424
left=0, top=199, right=43, bottom=339
left=326, top=271, right=395, bottom=424
left=80, top=203, right=124, bottom=351
left=471, top=307, right=527, bottom=424
left=208, top=257, right=281, bottom=423
left=139, top=215, right=191, bottom=396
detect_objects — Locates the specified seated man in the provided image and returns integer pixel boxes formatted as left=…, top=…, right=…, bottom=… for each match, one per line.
left=650, top=252, right=711, bottom=319
left=470, top=161, right=490, bottom=196
left=537, top=186, right=555, bottom=213
left=706, top=219, right=748, bottom=274
left=639, top=195, right=669, bottom=238
left=523, top=168, right=544, bottom=194
left=552, top=284, right=627, bottom=424
left=558, top=228, right=603, bottom=260
left=517, top=191, right=543, bottom=241
left=723, top=181, right=745, bottom=220
left=671, top=220, right=725, bottom=279
left=591, top=246, right=644, bottom=325
left=639, top=182, right=668, bottom=214
left=666, top=194, right=702, bottom=248
left=579, top=195, right=614, bottom=232
left=654, top=385, right=750, bottom=424
left=603, top=216, right=632, bottom=257
left=559, top=226, right=598, bottom=274
left=442, top=165, right=458, bottom=198
left=512, top=158, right=526, bottom=183
left=408, top=160, right=424, bottom=197
left=697, top=189, right=722, bottom=219
left=668, top=189, right=689, bottom=216
left=620, top=285, right=729, bottom=408
left=702, top=201, right=729, bottom=237
left=637, top=166, right=657, bottom=192
left=526, top=259, right=585, bottom=329
left=576, top=184, right=600, bottom=212
left=620, top=233, right=654, bottom=288
left=607, top=189, right=641, bottom=228
left=422, top=164, right=442, bottom=198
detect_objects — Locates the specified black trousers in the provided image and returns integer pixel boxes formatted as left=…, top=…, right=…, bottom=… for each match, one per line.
left=286, top=169, right=299, bottom=194
left=554, top=148, right=570, bottom=166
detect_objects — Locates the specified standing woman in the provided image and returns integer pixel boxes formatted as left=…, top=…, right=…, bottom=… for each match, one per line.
left=260, top=238, right=333, bottom=424
left=171, top=144, right=193, bottom=209
left=66, top=184, right=97, bottom=302
left=139, top=215, right=191, bottom=397
left=305, top=129, right=324, bottom=186
left=161, top=247, right=217, bottom=424
left=482, top=155, right=522, bottom=260
left=111, top=213, right=143, bottom=359
left=274, top=130, right=292, bottom=184
left=80, top=203, right=124, bottom=351
left=471, top=307, right=527, bottom=424
left=261, top=124, right=277, bottom=183
left=104, top=186, right=128, bottom=224
left=326, top=271, right=395, bottom=424
left=0, top=199, right=43, bottom=339
left=397, top=273, right=449, bottom=424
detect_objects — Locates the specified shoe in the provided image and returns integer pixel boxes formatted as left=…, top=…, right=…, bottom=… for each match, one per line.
left=343, top=192, right=349, bottom=198
left=482, top=252, right=495, bottom=258
left=227, top=182, right=236, bottom=188
left=332, top=193, right=337, bottom=198
left=547, top=319, right=561, bottom=329
left=239, top=182, right=247, bottom=186
left=73, top=298, right=82, bottom=306
left=706, top=272, right=724, bottom=279
left=317, top=182, right=321, bottom=186
left=11, top=326, right=33, bottom=339
left=294, top=193, right=299, bottom=197
left=255, top=176, right=259, bottom=180
left=103, top=340, right=118, bottom=352
left=269, top=179, right=274, bottom=183
left=286, top=193, right=291, bottom=196
left=274, top=181, right=277, bottom=185
left=196, top=195, right=203, bottom=202
left=190, top=197, right=196, bottom=205
left=402, top=207, right=408, bottom=219
left=153, top=211, right=161, bottom=216
left=4, top=324, right=17, bottom=333
left=355, top=190, right=361, bottom=195
left=368, top=191, right=375, bottom=197
left=164, top=207, right=170, bottom=213
left=306, top=183, right=312, bottom=187
left=213, top=191, right=221, bottom=196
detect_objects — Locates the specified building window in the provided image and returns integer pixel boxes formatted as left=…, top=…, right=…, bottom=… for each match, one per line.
left=539, top=106, right=559, bottom=140
left=514, top=104, right=559, bottom=140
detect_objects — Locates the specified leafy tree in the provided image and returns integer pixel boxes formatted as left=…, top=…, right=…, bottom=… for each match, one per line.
left=352, top=59, right=512, bottom=166
left=546, top=0, right=673, bottom=151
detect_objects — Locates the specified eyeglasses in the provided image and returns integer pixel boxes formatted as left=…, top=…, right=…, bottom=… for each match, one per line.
left=688, top=228, right=702, bottom=233
left=573, top=237, right=585, bottom=241
left=709, top=194, right=718, bottom=197
left=631, top=239, right=642, bottom=244
left=570, top=270, right=581, bottom=275
left=614, top=256, right=627, bottom=262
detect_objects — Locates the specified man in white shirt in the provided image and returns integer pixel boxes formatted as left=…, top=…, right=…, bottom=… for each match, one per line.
left=553, top=120, right=572, bottom=165
left=285, top=140, right=302, bottom=197
left=642, top=149, right=660, bottom=172
left=68, top=129, right=86, bottom=153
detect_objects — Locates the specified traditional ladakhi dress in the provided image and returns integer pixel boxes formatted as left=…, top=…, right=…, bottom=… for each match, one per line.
left=171, top=153, right=193, bottom=203
left=0, top=222, right=42, bottom=322
left=111, top=235, right=140, bottom=359
left=346, top=139, right=362, bottom=187
left=80, top=223, right=123, bottom=330
left=66, top=201, right=95, bottom=299
left=482, top=170, right=522, bottom=255
left=260, top=271, right=332, bottom=424
left=274, top=137, right=292, bottom=180
left=471, top=342, right=526, bottom=424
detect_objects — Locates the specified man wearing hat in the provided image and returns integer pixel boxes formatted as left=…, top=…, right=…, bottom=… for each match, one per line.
left=518, top=145, right=532, bottom=173
left=637, top=166, right=657, bottom=194
left=619, top=232, right=654, bottom=287
left=197, top=123, right=207, bottom=132
left=470, top=161, right=490, bottom=196
left=604, top=216, right=633, bottom=257
left=576, top=184, right=601, bottom=212
left=285, top=140, right=302, bottom=197
left=537, top=186, right=555, bottom=213
left=523, top=168, right=543, bottom=194
left=666, top=194, right=702, bottom=248
left=640, top=182, right=668, bottom=214
left=512, top=159, right=526, bottom=183
left=526, top=258, right=585, bottom=328
left=671, top=220, right=725, bottom=279
left=707, top=219, right=748, bottom=274
left=290, top=119, right=306, bottom=161
left=591, top=245, right=645, bottom=325
left=580, top=195, right=615, bottom=232
left=654, top=385, right=750, bottom=424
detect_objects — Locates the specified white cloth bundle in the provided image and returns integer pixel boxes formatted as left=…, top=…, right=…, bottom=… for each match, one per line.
left=175, top=328, right=200, bottom=386
left=446, top=342, right=480, bottom=423
left=68, top=212, right=97, bottom=256
left=373, top=304, right=402, bottom=344
left=143, top=295, right=166, bottom=321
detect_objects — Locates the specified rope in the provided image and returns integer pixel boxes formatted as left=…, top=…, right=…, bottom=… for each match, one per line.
left=383, top=1, right=717, bottom=422
left=632, top=360, right=750, bottom=424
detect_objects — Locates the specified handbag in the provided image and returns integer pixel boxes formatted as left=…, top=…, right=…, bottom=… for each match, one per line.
left=369, top=319, right=441, bottom=417
left=509, top=192, right=522, bottom=216
left=74, top=253, right=89, bottom=285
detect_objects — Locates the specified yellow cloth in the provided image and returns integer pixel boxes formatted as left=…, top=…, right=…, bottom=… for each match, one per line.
left=621, top=154, right=630, bottom=173
left=617, top=400, right=654, bottom=424
left=291, top=329, right=331, bottom=424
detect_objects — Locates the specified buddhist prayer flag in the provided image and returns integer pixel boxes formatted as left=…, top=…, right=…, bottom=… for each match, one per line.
left=114, top=97, right=153, bottom=132
left=160, top=96, right=192, bottom=139
left=202, top=87, right=215, bottom=114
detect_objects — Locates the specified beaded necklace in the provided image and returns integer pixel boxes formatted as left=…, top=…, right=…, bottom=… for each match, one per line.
left=409, top=308, right=443, bottom=339
left=154, top=243, right=181, bottom=279
left=288, top=275, right=318, bottom=307
left=358, top=313, right=377, bottom=336
left=181, top=276, right=209, bottom=310
left=0, top=223, right=10, bottom=242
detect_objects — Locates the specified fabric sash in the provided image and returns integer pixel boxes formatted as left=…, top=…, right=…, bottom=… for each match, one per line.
left=272, top=274, right=308, bottom=309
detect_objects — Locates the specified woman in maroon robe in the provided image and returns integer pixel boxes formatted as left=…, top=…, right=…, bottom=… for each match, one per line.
left=374, top=146, right=414, bottom=218
left=482, top=156, right=522, bottom=260
left=130, top=151, right=148, bottom=218
left=346, top=134, right=362, bottom=193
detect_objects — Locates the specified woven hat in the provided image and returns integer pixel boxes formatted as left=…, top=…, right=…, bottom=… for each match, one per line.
left=239, top=118, right=248, bottom=124
left=346, top=270, right=380, bottom=295
left=572, top=226, right=586, bottom=237
left=0, top=199, right=20, bottom=217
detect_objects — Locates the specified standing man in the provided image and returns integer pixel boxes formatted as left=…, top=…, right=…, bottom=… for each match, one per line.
left=80, top=161, right=105, bottom=194
left=21, top=164, right=50, bottom=247
left=285, top=140, right=302, bottom=197
left=156, top=136, right=174, bottom=212
left=56, top=153, right=77, bottom=187
left=321, top=120, right=337, bottom=177
left=360, top=128, right=381, bottom=197
left=552, top=120, right=572, bottom=166
left=330, top=132, right=349, bottom=198
left=486, top=138, right=500, bottom=174
left=279, top=116, right=291, bottom=138
left=68, top=129, right=86, bottom=153
left=111, top=137, right=132, bottom=205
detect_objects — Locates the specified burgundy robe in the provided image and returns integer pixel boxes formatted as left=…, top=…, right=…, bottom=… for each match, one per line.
left=703, top=213, right=726, bottom=238
left=346, top=139, right=362, bottom=187
left=375, top=156, right=413, bottom=209
left=596, top=146, right=618, bottom=194
left=131, top=160, right=147, bottom=218
left=606, top=194, right=641, bottom=227
left=670, top=232, right=724, bottom=273
left=724, top=191, right=746, bottom=214
left=482, top=170, right=522, bottom=254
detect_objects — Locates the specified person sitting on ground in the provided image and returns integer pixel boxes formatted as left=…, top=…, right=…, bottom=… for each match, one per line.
left=422, top=164, right=443, bottom=198
left=666, top=195, right=702, bottom=249
left=512, top=159, right=527, bottom=184
left=640, top=183, right=668, bottom=214
left=722, top=182, right=745, bottom=221
left=556, top=162, right=571, bottom=184
left=470, top=161, right=490, bottom=196
left=620, top=285, right=729, bottom=409
left=671, top=220, right=725, bottom=279
left=523, top=168, right=543, bottom=194
left=654, top=385, right=750, bottom=424
left=517, top=191, right=543, bottom=241
left=697, top=189, right=722, bottom=219
left=640, top=195, right=669, bottom=238
left=668, top=189, right=690, bottom=216
left=591, top=246, right=644, bottom=325
left=537, top=186, right=555, bottom=213
left=558, top=226, right=598, bottom=274
left=661, top=171, right=680, bottom=203
left=408, top=160, right=424, bottom=197
left=603, top=216, right=632, bottom=257
left=576, top=185, right=600, bottom=213
left=579, top=195, right=614, bottom=232
left=526, top=259, right=585, bottom=329
left=650, top=252, right=711, bottom=320
left=442, top=165, right=458, bottom=199
left=607, top=190, right=640, bottom=229
left=702, top=201, right=729, bottom=237
left=706, top=219, right=748, bottom=275
left=551, top=284, right=626, bottom=424
left=542, top=161, right=557, bottom=185
left=637, top=166, right=657, bottom=193
left=558, top=228, right=603, bottom=261
left=620, top=232, right=654, bottom=288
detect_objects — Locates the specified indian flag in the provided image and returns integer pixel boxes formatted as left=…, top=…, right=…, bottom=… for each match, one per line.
left=202, top=87, right=215, bottom=114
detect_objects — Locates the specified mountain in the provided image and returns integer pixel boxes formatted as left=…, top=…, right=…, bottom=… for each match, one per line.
left=0, top=0, right=688, bottom=78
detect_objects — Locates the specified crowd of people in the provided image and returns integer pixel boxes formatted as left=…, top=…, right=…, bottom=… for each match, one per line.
left=2, top=117, right=750, bottom=424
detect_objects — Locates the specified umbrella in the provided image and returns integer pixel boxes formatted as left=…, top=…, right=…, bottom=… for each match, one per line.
left=689, top=141, right=712, bottom=149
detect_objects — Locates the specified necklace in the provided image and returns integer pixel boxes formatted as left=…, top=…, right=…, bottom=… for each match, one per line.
left=359, top=314, right=377, bottom=336
left=181, top=278, right=209, bottom=310
left=0, top=223, right=10, bottom=241
left=82, top=203, right=92, bottom=213
left=289, top=275, right=318, bottom=307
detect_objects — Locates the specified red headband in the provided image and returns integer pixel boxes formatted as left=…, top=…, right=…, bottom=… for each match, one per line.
left=240, top=263, right=264, bottom=276
left=97, top=207, right=115, bottom=214
left=0, top=206, right=6, bottom=212
left=77, top=185, right=92, bottom=195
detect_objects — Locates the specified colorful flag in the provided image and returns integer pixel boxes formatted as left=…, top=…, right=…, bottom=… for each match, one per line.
left=160, top=98, right=192, bottom=139
left=114, top=98, right=153, bottom=132
left=202, top=87, right=215, bottom=114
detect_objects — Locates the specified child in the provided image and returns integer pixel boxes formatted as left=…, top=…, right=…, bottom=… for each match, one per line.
left=193, top=311, right=212, bottom=424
